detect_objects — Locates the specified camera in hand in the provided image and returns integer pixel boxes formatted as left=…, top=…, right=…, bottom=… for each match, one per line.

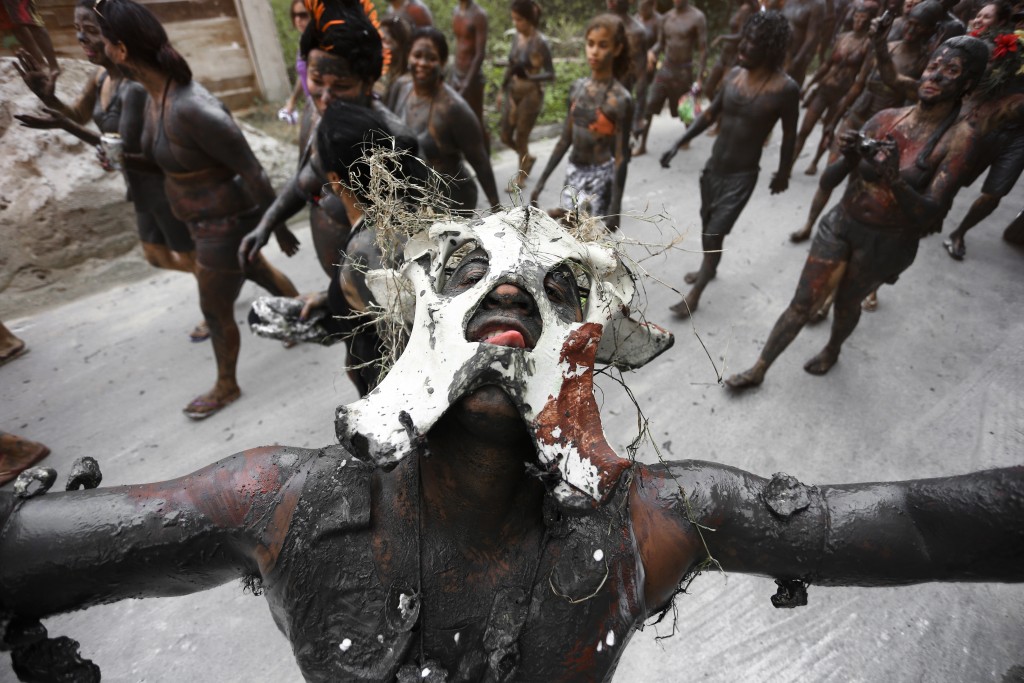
left=857, top=133, right=896, bottom=158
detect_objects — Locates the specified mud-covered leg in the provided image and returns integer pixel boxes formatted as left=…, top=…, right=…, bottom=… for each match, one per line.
left=726, top=254, right=846, bottom=388
left=671, top=232, right=723, bottom=319
left=804, top=260, right=875, bottom=375
left=186, top=266, right=246, bottom=418
left=944, top=193, right=1000, bottom=261
left=1003, top=208, right=1024, bottom=244
left=245, top=253, right=299, bottom=297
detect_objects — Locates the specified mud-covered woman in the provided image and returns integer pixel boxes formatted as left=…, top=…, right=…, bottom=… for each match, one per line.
left=249, top=98, right=426, bottom=394
left=240, top=0, right=400, bottom=278
left=530, top=14, right=633, bottom=232
left=379, top=14, right=412, bottom=110
left=792, top=1, right=877, bottom=170
left=93, top=0, right=299, bottom=419
left=727, top=37, right=989, bottom=389
left=391, top=26, right=499, bottom=214
left=14, top=0, right=198, bottom=314
left=941, top=1, right=1023, bottom=260
left=791, top=0, right=945, bottom=242
left=498, top=0, right=554, bottom=185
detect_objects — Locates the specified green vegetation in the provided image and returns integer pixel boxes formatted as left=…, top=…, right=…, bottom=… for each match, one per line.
left=265, top=0, right=729, bottom=138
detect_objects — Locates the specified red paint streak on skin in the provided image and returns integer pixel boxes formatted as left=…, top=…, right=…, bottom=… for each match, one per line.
left=127, top=446, right=306, bottom=572
left=534, top=323, right=631, bottom=506
left=629, top=468, right=707, bottom=609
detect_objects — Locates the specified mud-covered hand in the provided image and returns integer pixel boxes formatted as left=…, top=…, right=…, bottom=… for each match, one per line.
left=238, top=220, right=274, bottom=267
left=298, top=291, right=328, bottom=321
left=14, top=108, right=65, bottom=131
left=94, top=145, right=116, bottom=172
left=660, top=147, right=677, bottom=168
left=769, top=172, right=789, bottom=194
left=274, top=225, right=300, bottom=257
left=14, top=49, right=56, bottom=103
left=869, top=13, right=893, bottom=47
left=837, top=129, right=862, bottom=161
left=863, top=134, right=901, bottom=184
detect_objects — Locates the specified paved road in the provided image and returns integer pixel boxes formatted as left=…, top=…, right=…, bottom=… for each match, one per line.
left=2, top=113, right=1022, bottom=682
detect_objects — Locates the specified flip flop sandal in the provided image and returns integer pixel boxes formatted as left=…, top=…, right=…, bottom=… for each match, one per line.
left=943, top=238, right=965, bottom=261
left=0, top=443, right=51, bottom=487
left=189, top=321, right=211, bottom=343
left=183, top=392, right=239, bottom=420
left=0, top=342, right=29, bottom=368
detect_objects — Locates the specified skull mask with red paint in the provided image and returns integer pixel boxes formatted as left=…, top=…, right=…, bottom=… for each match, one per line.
left=336, top=207, right=673, bottom=508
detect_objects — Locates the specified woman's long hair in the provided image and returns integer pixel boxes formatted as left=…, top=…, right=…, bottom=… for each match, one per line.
left=95, top=0, right=191, bottom=84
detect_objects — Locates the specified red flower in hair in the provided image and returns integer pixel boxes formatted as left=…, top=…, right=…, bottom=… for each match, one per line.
left=993, top=34, right=1019, bottom=60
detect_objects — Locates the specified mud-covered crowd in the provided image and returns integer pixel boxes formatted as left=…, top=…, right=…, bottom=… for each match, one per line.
left=0, top=0, right=1022, bottom=680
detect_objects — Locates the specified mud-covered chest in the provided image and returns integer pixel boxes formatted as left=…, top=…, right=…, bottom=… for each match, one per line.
left=265, top=454, right=646, bottom=682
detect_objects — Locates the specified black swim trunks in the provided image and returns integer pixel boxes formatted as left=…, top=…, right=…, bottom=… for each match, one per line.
left=811, top=205, right=919, bottom=290
left=699, top=167, right=759, bottom=237
left=980, top=128, right=1024, bottom=198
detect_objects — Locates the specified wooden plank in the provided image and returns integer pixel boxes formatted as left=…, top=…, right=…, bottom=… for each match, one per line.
left=24, top=0, right=272, bottom=108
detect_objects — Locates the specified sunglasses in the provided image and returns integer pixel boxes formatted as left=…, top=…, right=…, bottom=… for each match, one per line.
left=92, top=0, right=105, bottom=16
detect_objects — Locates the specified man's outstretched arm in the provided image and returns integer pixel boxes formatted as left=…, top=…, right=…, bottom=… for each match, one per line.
left=0, top=446, right=312, bottom=619
left=631, top=460, right=1024, bottom=611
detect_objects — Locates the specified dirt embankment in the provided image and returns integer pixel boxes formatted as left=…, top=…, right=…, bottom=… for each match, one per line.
left=0, top=57, right=297, bottom=318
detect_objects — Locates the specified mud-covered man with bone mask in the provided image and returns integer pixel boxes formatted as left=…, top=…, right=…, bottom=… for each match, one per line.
left=1, top=207, right=1023, bottom=681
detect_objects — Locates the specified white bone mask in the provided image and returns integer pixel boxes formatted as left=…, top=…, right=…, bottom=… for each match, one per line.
left=336, top=207, right=673, bottom=509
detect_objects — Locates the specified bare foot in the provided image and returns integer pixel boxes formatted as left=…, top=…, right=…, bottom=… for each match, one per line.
left=633, top=144, right=647, bottom=157
left=683, top=270, right=701, bottom=285
left=803, top=347, right=839, bottom=375
left=183, top=385, right=241, bottom=420
left=789, top=226, right=812, bottom=243
left=861, top=291, right=878, bottom=311
left=669, top=293, right=699, bottom=319
left=0, top=433, right=51, bottom=486
left=724, top=364, right=765, bottom=389
left=804, top=163, right=818, bottom=176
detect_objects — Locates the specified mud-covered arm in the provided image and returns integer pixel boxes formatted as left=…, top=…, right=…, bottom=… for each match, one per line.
left=177, top=98, right=278, bottom=212
left=0, top=446, right=311, bottom=620
left=451, top=99, right=499, bottom=207
left=873, top=39, right=919, bottom=100
left=462, top=11, right=489, bottom=93
left=659, top=83, right=723, bottom=167
left=771, top=81, right=801, bottom=193
left=793, top=3, right=825, bottom=69
left=16, top=52, right=97, bottom=125
left=695, top=13, right=709, bottom=85
left=526, top=36, right=555, bottom=84
left=530, top=81, right=578, bottom=202
left=831, top=52, right=874, bottom=126
left=632, top=460, right=1024, bottom=611
left=239, top=169, right=308, bottom=264
left=607, top=94, right=634, bottom=230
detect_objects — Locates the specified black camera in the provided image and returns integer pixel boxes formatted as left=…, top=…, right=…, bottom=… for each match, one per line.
left=857, top=134, right=891, bottom=158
